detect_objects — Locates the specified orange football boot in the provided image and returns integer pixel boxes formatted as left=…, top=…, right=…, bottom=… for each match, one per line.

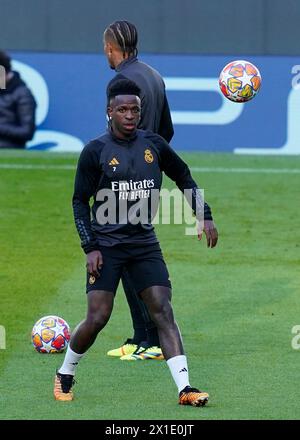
left=179, top=386, right=209, bottom=407
left=54, top=371, right=75, bottom=401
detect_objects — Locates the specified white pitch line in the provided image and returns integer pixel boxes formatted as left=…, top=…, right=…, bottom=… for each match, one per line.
left=0, top=163, right=300, bottom=174
left=190, top=167, right=300, bottom=174
left=0, top=163, right=75, bottom=170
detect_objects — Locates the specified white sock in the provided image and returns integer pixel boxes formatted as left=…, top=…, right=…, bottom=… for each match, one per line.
left=58, top=346, right=85, bottom=376
left=166, top=355, right=190, bottom=393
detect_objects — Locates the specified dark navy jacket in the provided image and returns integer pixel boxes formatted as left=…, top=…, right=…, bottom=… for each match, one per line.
left=0, top=71, right=36, bottom=148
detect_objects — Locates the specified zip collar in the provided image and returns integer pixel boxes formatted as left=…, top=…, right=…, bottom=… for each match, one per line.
left=107, top=127, right=138, bottom=145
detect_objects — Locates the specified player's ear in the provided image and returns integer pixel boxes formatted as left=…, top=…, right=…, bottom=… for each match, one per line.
left=107, top=106, right=113, bottom=120
left=105, top=41, right=114, bottom=55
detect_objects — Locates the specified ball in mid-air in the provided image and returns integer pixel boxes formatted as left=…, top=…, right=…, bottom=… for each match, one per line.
left=219, top=60, right=262, bottom=102
left=31, top=315, right=71, bottom=353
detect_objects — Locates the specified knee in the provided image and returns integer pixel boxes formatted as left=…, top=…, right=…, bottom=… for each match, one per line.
left=87, top=309, right=111, bottom=333
left=150, top=300, right=174, bottom=326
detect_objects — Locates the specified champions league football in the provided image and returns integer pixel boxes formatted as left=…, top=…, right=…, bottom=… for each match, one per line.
left=219, top=60, right=262, bottom=102
left=31, top=315, right=71, bottom=353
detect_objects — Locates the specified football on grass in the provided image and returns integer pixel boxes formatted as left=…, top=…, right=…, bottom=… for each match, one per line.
left=31, top=315, right=70, bottom=353
left=219, top=60, right=262, bottom=102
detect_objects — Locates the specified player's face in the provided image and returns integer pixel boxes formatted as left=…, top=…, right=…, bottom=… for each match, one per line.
left=108, top=95, right=141, bottom=139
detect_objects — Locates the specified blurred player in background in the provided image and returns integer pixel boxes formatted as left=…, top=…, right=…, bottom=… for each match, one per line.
left=54, top=79, right=218, bottom=406
left=103, top=20, right=174, bottom=361
left=0, top=50, right=36, bottom=149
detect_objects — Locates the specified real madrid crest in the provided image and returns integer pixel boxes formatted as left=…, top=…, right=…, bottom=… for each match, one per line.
left=144, top=149, right=154, bottom=164
left=89, top=275, right=96, bottom=285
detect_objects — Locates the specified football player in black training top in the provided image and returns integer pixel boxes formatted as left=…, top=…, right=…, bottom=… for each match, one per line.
left=54, top=79, right=218, bottom=407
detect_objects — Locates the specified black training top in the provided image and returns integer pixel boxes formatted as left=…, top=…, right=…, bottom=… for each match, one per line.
left=107, top=56, right=174, bottom=142
left=73, top=129, right=213, bottom=253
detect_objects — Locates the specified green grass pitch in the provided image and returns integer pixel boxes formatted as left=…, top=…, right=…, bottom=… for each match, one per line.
left=0, top=149, right=300, bottom=420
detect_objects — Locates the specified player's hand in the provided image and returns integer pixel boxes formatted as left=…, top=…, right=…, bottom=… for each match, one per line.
left=86, top=250, right=103, bottom=277
left=197, top=220, right=218, bottom=248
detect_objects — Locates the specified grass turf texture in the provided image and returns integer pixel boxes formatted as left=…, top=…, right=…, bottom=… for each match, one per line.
left=0, top=150, right=300, bottom=420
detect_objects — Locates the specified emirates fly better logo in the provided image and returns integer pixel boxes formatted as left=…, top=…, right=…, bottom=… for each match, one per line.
left=95, top=184, right=206, bottom=235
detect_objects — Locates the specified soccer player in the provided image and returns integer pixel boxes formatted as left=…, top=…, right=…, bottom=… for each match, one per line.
left=103, top=20, right=174, bottom=361
left=54, top=79, right=218, bottom=406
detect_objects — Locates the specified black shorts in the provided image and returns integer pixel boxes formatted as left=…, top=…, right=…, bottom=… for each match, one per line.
left=86, top=242, right=171, bottom=295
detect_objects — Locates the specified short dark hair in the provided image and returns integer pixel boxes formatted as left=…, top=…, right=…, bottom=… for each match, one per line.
left=104, top=20, right=138, bottom=57
left=0, top=50, right=11, bottom=72
left=107, top=79, right=141, bottom=103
